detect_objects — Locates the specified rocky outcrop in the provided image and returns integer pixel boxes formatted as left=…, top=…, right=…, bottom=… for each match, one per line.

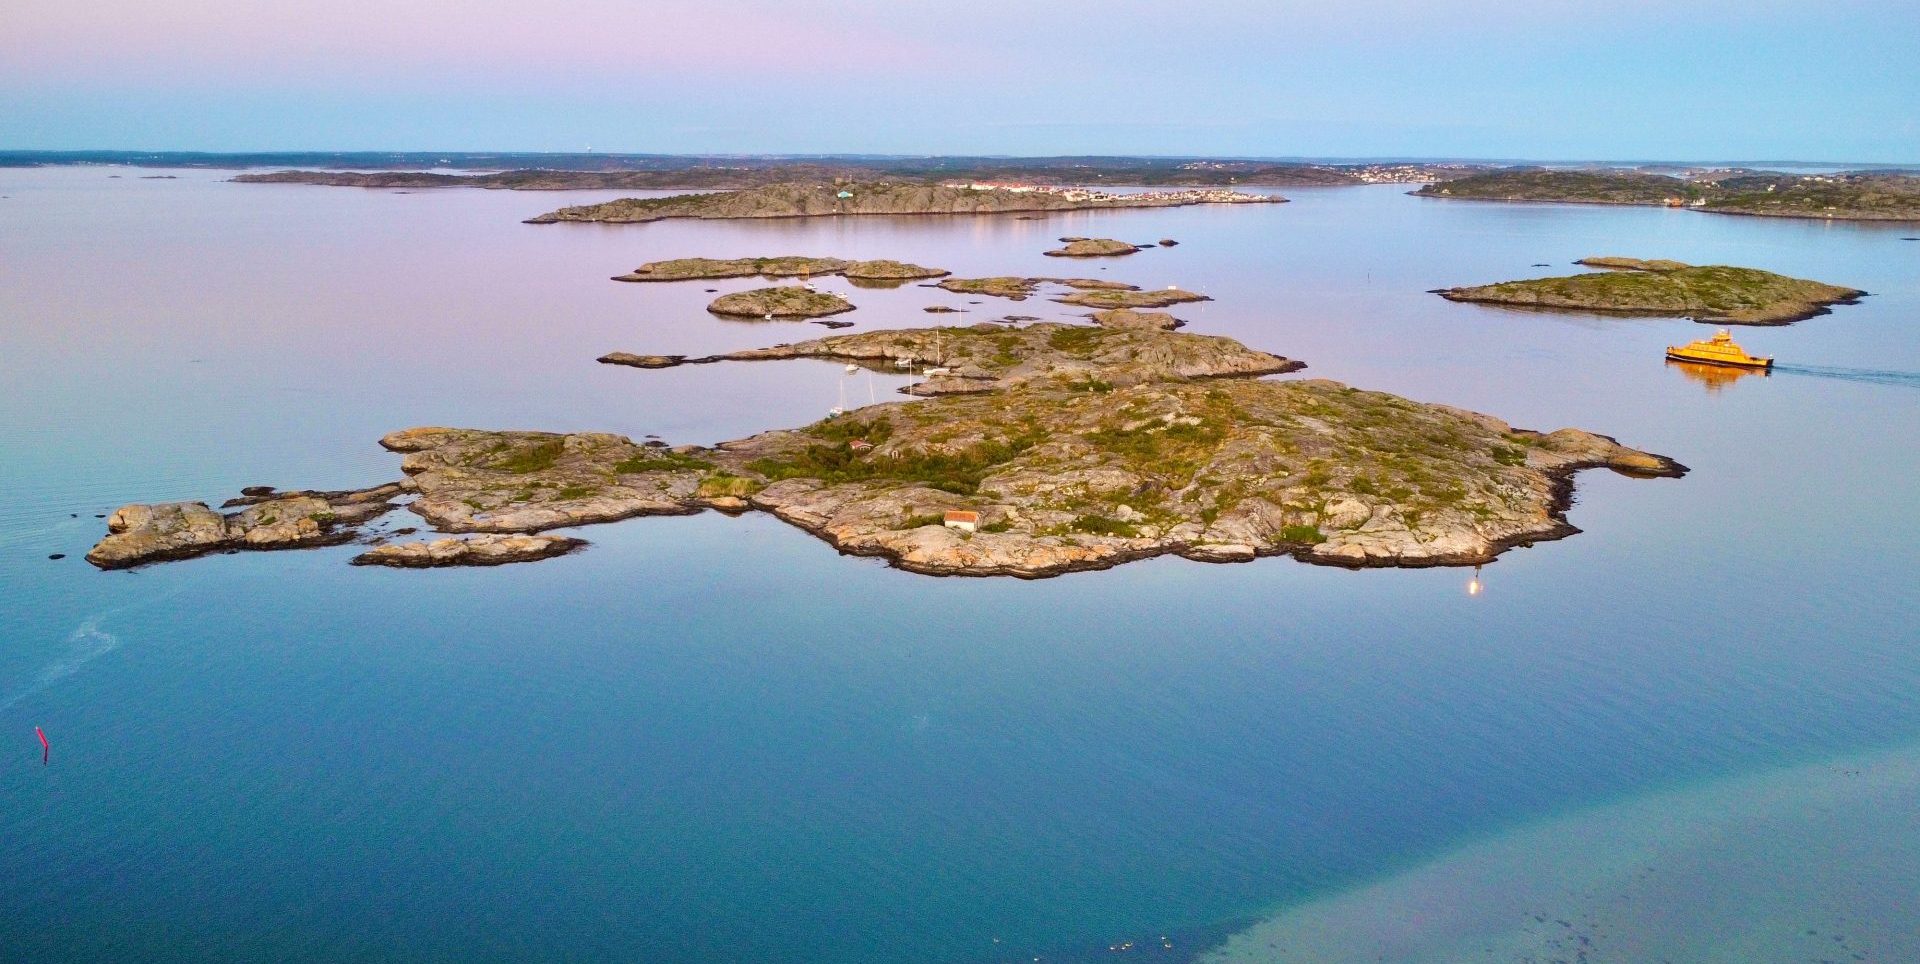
left=611, top=256, right=947, bottom=284
left=1576, top=256, right=1690, bottom=272
left=1088, top=309, right=1183, bottom=331
left=700, top=323, right=1300, bottom=394
left=351, top=534, right=586, bottom=567
left=613, top=256, right=847, bottom=282
left=1435, top=259, right=1864, bottom=325
left=707, top=287, right=855, bottom=319
left=596, top=352, right=689, bottom=369
left=1044, top=238, right=1140, bottom=257
left=936, top=277, right=1042, bottom=300
left=1053, top=288, right=1211, bottom=310
left=934, top=276, right=1156, bottom=302
left=842, top=259, right=950, bottom=280
left=377, top=427, right=713, bottom=532
left=712, top=377, right=1683, bottom=577
left=86, top=483, right=405, bottom=569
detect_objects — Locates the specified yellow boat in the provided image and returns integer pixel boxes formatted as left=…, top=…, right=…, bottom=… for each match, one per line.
left=1665, top=328, right=1773, bottom=370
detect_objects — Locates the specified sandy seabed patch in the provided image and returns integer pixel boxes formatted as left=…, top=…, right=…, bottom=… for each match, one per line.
left=1200, top=744, right=1920, bottom=963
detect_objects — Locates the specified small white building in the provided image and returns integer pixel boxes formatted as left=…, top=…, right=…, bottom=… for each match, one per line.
left=943, top=510, right=980, bottom=533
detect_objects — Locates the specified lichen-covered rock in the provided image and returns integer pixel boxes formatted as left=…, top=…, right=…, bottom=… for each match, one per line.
left=86, top=483, right=404, bottom=569
left=378, top=427, right=712, bottom=532
left=612, top=256, right=946, bottom=284
left=707, top=287, right=854, bottom=319
left=1088, top=308, right=1183, bottom=331
left=936, top=277, right=1042, bottom=301
left=597, top=352, right=687, bottom=369
left=1044, top=238, right=1140, bottom=257
left=1435, top=259, right=1864, bottom=325
left=1052, top=287, right=1211, bottom=309
left=842, top=259, right=949, bottom=280
left=709, top=376, right=1684, bottom=576
left=706, top=322, right=1300, bottom=394
left=350, top=534, right=586, bottom=567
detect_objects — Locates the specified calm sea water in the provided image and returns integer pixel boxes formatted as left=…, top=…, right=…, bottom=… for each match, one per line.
left=2, top=168, right=1917, bottom=963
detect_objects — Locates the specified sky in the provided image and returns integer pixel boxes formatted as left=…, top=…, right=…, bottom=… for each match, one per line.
left=3, top=0, right=1916, bottom=162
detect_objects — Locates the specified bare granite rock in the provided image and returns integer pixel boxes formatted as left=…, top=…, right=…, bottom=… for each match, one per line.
left=86, top=483, right=405, bottom=569
left=350, top=533, right=586, bottom=567
left=707, top=287, right=855, bottom=319
left=704, top=323, right=1300, bottom=394
left=612, top=256, right=946, bottom=284
left=378, top=427, right=713, bottom=532
left=1044, top=238, right=1141, bottom=257
left=936, top=277, right=1042, bottom=300
left=706, top=377, right=1684, bottom=577
left=1089, top=308, right=1183, bottom=331
left=934, top=276, right=1152, bottom=302
left=597, top=352, right=689, bottom=369
left=1052, top=288, right=1211, bottom=309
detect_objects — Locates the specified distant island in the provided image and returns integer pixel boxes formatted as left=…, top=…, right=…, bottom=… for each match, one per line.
left=230, top=168, right=824, bottom=191
left=1414, top=169, right=1920, bottom=221
left=522, top=182, right=1282, bottom=224
left=111, top=151, right=1482, bottom=188
left=1435, top=257, right=1864, bottom=324
left=612, top=256, right=948, bottom=283
left=89, top=269, right=1683, bottom=576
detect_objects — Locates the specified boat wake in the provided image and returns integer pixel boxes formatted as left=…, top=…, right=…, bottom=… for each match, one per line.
left=0, top=617, right=121, bottom=712
left=1772, top=363, right=1920, bottom=387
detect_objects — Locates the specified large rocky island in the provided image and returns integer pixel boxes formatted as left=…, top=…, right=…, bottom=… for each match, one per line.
left=90, top=315, right=1683, bottom=576
left=1414, top=168, right=1920, bottom=221
left=523, top=182, right=1281, bottom=224
left=1435, top=257, right=1864, bottom=324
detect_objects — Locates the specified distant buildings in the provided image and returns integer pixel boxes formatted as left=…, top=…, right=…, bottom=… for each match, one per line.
left=939, top=182, right=1270, bottom=204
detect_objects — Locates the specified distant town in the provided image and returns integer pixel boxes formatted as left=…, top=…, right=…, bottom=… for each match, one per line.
left=940, top=181, right=1278, bottom=203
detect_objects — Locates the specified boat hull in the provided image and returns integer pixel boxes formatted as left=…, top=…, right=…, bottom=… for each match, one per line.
left=1665, top=350, right=1773, bottom=370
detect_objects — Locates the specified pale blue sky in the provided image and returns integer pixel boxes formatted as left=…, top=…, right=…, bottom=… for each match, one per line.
left=4, top=0, right=1915, bottom=161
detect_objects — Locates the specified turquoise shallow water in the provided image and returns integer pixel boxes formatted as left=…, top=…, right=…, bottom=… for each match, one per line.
left=2, top=168, right=1917, bottom=962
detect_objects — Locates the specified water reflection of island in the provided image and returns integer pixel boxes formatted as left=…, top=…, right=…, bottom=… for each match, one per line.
left=1667, top=358, right=1768, bottom=393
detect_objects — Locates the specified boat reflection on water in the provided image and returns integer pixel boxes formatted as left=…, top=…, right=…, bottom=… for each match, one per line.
left=1666, top=358, right=1769, bottom=393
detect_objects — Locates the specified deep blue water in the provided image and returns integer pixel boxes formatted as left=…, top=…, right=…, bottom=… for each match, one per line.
left=2, top=169, right=1917, bottom=962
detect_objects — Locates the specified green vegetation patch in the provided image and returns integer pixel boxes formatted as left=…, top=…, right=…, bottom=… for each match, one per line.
left=752, top=416, right=1041, bottom=495
left=492, top=438, right=566, bottom=474
left=614, top=450, right=714, bottom=474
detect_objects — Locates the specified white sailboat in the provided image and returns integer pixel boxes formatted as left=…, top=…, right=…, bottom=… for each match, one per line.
left=828, top=371, right=847, bottom=418
left=923, top=329, right=951, bottom=376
